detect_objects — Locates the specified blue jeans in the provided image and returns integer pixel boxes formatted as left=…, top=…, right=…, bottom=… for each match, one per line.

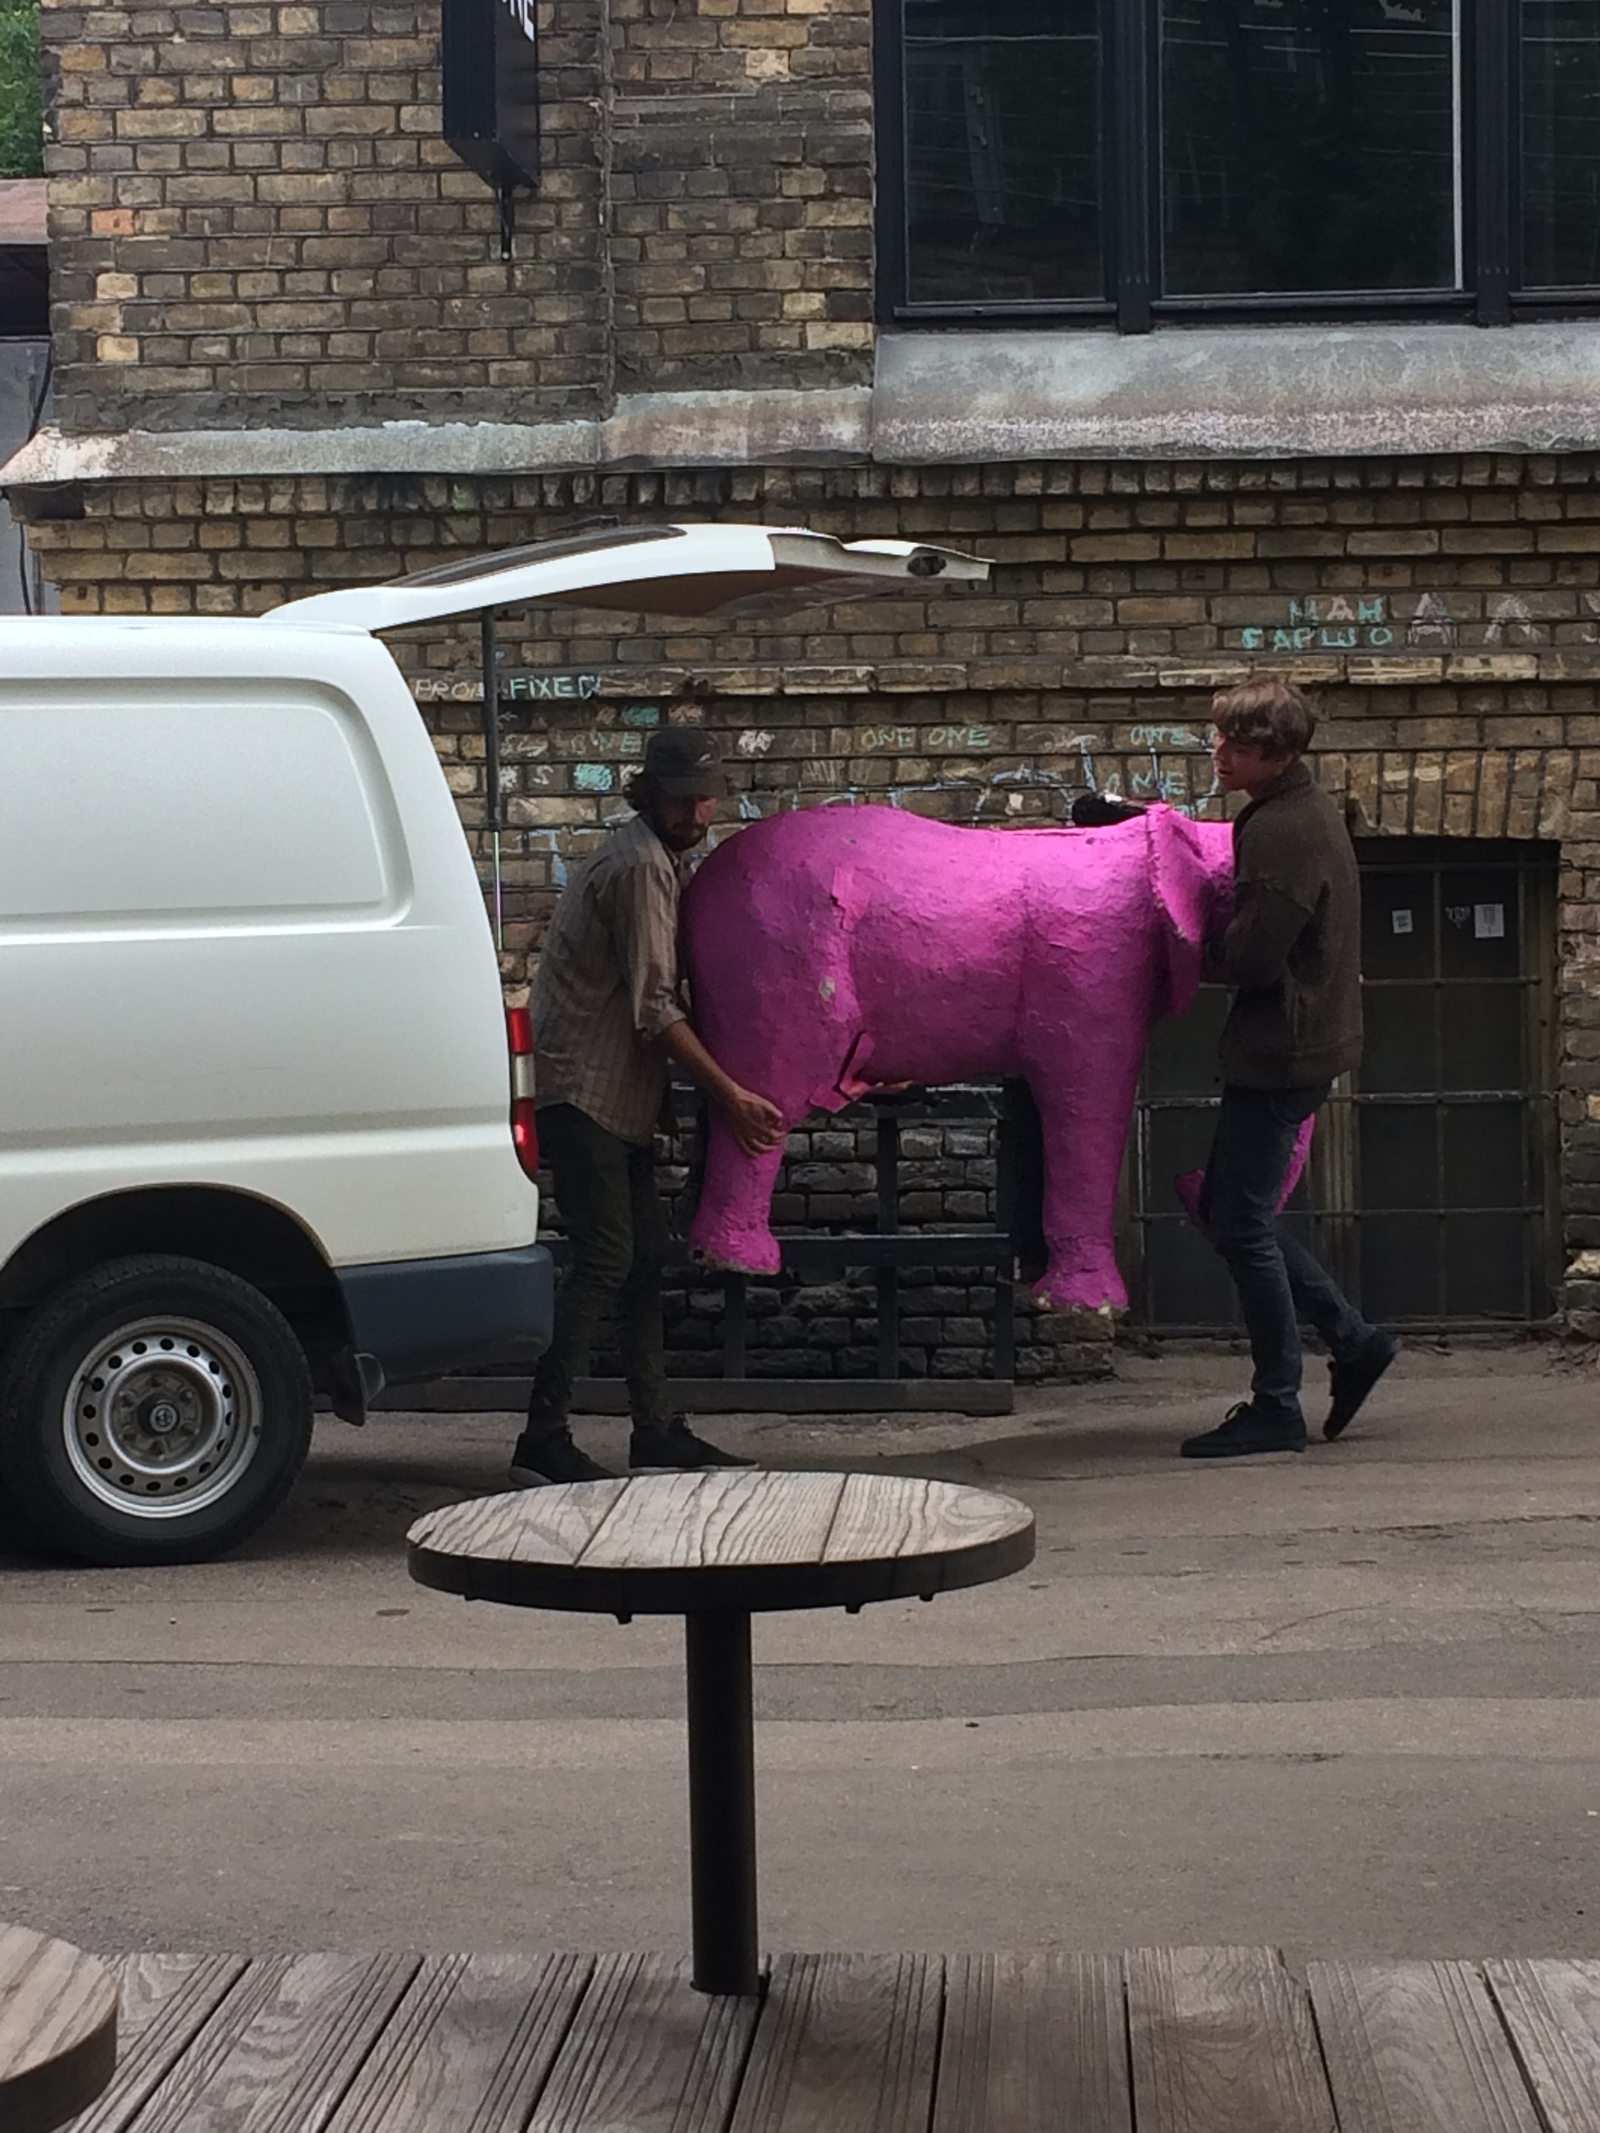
left=1199, top=1083, right=1371, bottom=1425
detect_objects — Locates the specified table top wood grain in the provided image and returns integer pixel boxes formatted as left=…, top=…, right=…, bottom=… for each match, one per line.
left=407, top=1471, right=1035, bottom=1615
left=0, top=1923, right=118, bottom=2133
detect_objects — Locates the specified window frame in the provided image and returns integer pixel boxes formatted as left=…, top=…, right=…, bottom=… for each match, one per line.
left=876, top=0, right=1600, bottom=330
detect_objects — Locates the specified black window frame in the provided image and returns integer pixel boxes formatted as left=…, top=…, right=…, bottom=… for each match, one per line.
left=876, top=0, right=1600, bottom=330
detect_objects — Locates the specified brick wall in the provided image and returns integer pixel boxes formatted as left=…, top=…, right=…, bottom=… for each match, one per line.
left=40, top=0, right=872, bottom=432
left=609, top=0, right=871, bottom=388
left=13, top=451, right=1600, bottom=1349
left=43, top=0, right=611, bottom=429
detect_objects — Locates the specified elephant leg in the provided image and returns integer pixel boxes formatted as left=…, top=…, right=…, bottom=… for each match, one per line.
left=685, top=985, right=868, bottom=1273
left=687, top=1110, right=790, bottom=1275
left=1022, top=1022, right=1145, bottom=1313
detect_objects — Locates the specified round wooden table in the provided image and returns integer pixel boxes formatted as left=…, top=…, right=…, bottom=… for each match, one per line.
left=408, top=1468, right=1034, bottom=1995
left=0, top=1924, right=118, bottom=2133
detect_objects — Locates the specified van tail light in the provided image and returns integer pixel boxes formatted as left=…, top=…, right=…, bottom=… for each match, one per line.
left=506, top=1006, right=539, bottom=1179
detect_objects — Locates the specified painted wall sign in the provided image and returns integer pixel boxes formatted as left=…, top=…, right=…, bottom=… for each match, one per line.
left=412, top=670, right=603, bottom=705
left=857, top=723, right=992, bottom=754
left=441, top=0, right=540, bottom=195
left=413, top=677, right=486, bottom=704
left=1239, top=596, right=1394, bottom=653
left=500, top=670, right=602, bottom=702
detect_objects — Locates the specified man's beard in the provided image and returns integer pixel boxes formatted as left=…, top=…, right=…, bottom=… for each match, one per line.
left=652, top=811, right=710, bottom=853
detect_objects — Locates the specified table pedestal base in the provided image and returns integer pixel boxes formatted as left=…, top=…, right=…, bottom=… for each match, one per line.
left=684, top=1609, right=759, bottom=1996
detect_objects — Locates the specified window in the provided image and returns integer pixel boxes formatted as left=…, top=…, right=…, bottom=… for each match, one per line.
left=1523, top=1, right=1600, bottom=286
left=877, top=1, right=1600, bottom=327
left=897, top=0, right=1103, bottom=305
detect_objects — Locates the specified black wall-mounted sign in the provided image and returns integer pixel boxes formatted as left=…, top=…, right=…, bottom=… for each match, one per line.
left=442, top=0, right=540, bottom=196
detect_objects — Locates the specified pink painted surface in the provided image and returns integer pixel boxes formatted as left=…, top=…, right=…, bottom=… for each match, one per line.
left=683, top=803, right=1239, bottom=1310
left=1173, top=1113, right=1316, bottom=1227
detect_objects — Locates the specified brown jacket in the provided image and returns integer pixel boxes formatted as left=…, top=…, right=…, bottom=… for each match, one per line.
left=531, top=811, right=689, bottom=1145
left=1213, top=760, right=1363, bottom=1089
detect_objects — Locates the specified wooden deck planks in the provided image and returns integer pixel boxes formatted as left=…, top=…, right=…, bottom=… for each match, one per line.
left=1309, top=1961, right=1542, bottom=2133
left=326, top=1954, right=592, bottom=2133
left=64, top=1957, right=248, bottom=2133
left=730, top=1955, right=941, bottom=2133
left=38, top=1949, right=1600, bottom=2133
left=124, top=1953, right=418, bottom=2133
left=1126, top=1946, right=1336, bottom=2133
left=933, top=1953, right=1130, bottom=2133
left=526, top=1953, right=759, bottom=2133
left=1485, top=1959, right=1600, bottom=2133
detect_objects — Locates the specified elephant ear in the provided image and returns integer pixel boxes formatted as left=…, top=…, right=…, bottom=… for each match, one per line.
left=1147, top=805, right=1219, bottom=1018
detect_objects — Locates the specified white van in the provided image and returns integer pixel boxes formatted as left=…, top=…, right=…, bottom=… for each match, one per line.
left=0, top=524, right=987, bottom=1563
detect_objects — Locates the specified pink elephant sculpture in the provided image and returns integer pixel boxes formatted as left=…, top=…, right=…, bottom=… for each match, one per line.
left=683, top=802, right=1247, bottom=1311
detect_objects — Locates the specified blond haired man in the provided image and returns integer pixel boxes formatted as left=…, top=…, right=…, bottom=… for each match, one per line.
left=1182, top=681, right=1397, bottom=1458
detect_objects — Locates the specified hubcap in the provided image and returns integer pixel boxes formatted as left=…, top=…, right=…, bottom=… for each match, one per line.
left=63, top=1315, right=263, bottom=1520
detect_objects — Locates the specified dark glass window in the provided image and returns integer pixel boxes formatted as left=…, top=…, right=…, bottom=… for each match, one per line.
left=903, top=0, right=1102, bottom=303
left=1522, top=0, right=1600, bottom=286
left=1160, top=1, right=1460, bottom=297
left=879, top=1, right=1600, bottom=325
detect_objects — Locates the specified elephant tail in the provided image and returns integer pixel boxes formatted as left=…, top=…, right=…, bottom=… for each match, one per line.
left=828, top=1029, right=878, bottom=1107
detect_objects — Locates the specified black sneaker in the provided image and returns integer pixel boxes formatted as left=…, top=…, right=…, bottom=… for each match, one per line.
left=1324, top=1330, right=1400, bottom=1442
left=508, top=1430, right=616, bottom=1487
left=629, top=1416, right=754, bottom=1472
left=1180, top=1402, right=1307, bottom=1459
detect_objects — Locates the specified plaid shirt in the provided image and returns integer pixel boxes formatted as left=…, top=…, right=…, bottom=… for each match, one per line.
left=531, top=811, right=689, bottom=1145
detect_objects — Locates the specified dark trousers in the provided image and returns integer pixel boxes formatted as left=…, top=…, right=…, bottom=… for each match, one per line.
left=1199, top=1083, right=1370, bottom=1424
left=526, top=1103, right=671, bottom=1437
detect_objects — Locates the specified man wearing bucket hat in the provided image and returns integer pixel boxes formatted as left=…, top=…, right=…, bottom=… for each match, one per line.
left=509, top=723, right=785, bottom=1486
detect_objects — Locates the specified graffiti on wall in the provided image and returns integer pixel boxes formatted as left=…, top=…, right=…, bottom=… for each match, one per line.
left=1239, top=597, right=1395, bottom=653
left=1233, top=590, right=1569, bottom=653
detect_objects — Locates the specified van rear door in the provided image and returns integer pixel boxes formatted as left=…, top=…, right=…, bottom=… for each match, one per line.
left=261, top=523, right=990, bottom=632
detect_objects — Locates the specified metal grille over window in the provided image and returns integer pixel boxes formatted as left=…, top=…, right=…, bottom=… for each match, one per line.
left=1130, top=841, right=1559, bottom=1331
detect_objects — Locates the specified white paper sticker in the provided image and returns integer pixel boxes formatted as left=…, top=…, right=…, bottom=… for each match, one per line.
left=1474, top=902, right=1506, bottom=940
left=1391, top=909, right=1414, bottom=935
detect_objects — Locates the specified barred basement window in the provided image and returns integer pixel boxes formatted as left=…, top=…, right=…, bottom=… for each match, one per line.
left=875, top=0, right=1600, bottom=328
left=1129, top=841, right=1560, bottom=1333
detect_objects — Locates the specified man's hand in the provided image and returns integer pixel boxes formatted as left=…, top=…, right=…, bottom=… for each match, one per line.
left=659, top=1018, right=786, bottom=1154
left=722, top=1086, right=786, bottom=1157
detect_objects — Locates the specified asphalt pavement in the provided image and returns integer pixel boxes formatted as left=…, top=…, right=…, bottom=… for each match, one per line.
left=1, top=1340, right=1597, bottom=1964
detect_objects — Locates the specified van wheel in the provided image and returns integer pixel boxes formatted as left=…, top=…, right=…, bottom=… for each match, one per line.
left=0, top=1255, right=313, bottom=1566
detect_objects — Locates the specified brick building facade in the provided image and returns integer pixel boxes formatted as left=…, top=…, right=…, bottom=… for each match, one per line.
left=9, top=0, right=1600, bottom=1367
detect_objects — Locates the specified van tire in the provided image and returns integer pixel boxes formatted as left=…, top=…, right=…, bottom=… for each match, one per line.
left=0, top=1255, right=313, bottom=1566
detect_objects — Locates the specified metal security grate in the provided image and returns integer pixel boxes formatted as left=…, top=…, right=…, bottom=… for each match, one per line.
left=1128, top=839, right=1560, bottom=1332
